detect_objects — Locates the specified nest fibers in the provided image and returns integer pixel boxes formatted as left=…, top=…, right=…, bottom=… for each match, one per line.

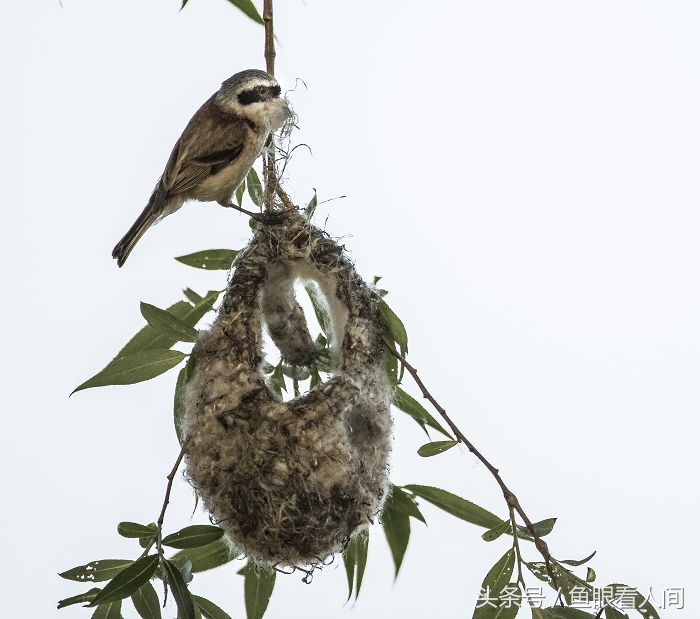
left=182, top=209, right=393, bottom=567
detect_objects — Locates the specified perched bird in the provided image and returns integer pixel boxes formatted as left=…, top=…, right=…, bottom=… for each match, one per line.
left=112, top=69, right=290, bottom=267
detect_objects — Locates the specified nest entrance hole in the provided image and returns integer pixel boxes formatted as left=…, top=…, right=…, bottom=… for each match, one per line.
left=260, top=263, right=343, bottom=401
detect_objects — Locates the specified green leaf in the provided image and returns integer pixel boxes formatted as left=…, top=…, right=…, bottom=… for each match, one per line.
left=355, top=529, right=369, bottom=600
left=418, top=440, right=458, bottom=457
left=226, top=0, right=264, bottom=25
left=472, top=549, right=517, bottom=619
left=382, top=500, right=411, bottom=578
left=342, top=534, right=357, bottom=601
left=484, top=583, right=520, bottom=619
left=139, top=527, right=157, bottom=548
left=606, top=584, right=660, bottom=619
left=72, top=349, right=186, bottom=393
left=140, top=302, right=198, bottom=343
left=244, top=564, right=276, bottom=619
left=527, top=561, right=594, bottom=605
left=170, top=539, right=236, bottom=573
left=305, top=190, right=318, bottom=219
left=246, top=167, right=263, bottom=206
left=75, top=293, right=218, bottom=395
left=91, top=600, right=122, bottom=619
left=174, top=364, right=188, bottom=445
left=89, top=555, right=159, bottom=606
left=392, top=387, right=452, bottom=439
left=384, top=484, right=426, bottom=523
left=483, top=549, right=515, bottom=595
left=378, top=300, right=408, bottom=356
left=131, top=582, right=161, bottom=619
left=383, top=346, right=400, bottom=386
left=268, top=364, right=287, bottom=396
left=173, top=349, right=197, bottom=444
left=117, top=522, right=157, bottom=539
left=304, top=282, right=332, bottom=336
left=342, top=528, right=369, bottom=602
left=119, top=298, right=213, bottom=358
left=559, top=551, right=596, bottom=567
left=162, top=525, right=225, bottom=549
left=403, top=485, right=502, bottom=529
left=180, top=0, right=189, bottom=9
left=193, top=596, right=232, bottom=619
left=526, top=561, right=552, bottom=584
left=175, top=249, right=239, bottom=271
left=481, top=520, right=511, bottom=542
left=531, top=517, right=557, bottom=537
left=171, top=556, right=194, bottom=585
left=57, top=588, right=101, bottom=609
left=60, top=560, right=133, bottom=583
left=586, top=567, right=596, bottom=583
left=280, top=364, right=311, bottom=381
left=235, top=179, right=246, bottom=207
left=309, top=365, right=322, bottom=389
left=164, top=559, right=196, bottom=619
left=183, top=288, right=203, bottom=304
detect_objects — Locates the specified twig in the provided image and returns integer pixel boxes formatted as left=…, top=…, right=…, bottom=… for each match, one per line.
left=508, top=507, right=526, bottom=591
left=263, top=0, right=275, bottom=75
left=276, top=185, right=295, bottom=210
left=262, top=0, right=278, bottom=212
left=387, top=345, right=558, bottom=588
left=155, top=441, right=189, bottom=558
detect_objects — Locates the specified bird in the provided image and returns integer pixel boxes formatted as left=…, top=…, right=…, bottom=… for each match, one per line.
left=112, top=69, right=290, bottom=267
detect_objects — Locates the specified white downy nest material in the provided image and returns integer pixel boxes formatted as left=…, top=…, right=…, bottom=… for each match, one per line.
left=181, top=209, right=393, bottom=567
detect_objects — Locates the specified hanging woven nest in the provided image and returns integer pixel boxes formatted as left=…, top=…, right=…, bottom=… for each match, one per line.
left=181, top=209, right=393, bottom=567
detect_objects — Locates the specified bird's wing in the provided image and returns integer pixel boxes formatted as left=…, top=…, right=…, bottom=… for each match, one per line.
left=161, top=96, right=248, bottom=195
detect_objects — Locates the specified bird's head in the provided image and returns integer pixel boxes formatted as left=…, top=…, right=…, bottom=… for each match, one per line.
left=216, top=69, right=290, bottom=131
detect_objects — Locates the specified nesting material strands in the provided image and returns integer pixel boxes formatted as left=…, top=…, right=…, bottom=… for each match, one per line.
left=182, top=209, right=392, bottom=567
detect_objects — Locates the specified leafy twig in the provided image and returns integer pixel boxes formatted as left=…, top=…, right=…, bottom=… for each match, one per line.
left=386, top=346, right=558, bottom=588
left=509, top=507, right=527, bottom=592
left=155, top=441, right=189, bottom=560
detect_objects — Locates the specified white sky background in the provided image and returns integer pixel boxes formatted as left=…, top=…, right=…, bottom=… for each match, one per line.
left=1, top=0, right=699, bottom=617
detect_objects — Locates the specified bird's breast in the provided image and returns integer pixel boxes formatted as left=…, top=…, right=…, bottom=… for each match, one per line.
left=191, top=134, right=266, bottom=202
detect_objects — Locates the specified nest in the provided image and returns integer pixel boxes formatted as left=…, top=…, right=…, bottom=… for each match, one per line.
left=181, top=209, right=393, bottom=567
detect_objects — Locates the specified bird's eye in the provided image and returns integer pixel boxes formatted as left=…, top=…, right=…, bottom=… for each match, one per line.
left=256, top=85, right=266, bottom=93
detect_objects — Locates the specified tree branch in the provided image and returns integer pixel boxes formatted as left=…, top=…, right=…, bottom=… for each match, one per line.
left=262, top=0, right=278, bottom=212
left=155, top=441, right=189, bottom=558
left=386, top=345, right=558, bottom=587
left=263, top=0, right=275, bottom=75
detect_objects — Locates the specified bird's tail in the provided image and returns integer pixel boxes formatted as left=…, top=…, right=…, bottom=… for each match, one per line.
left=112, top=190, right=166, bottom=267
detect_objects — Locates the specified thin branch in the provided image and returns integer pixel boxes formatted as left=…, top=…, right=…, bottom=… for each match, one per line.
left=155, top=441, right=189, bottom=558
left=275, top=185, right=295, bottom=210
left=387, top=345, right=558, bottom=588
left=262, top=0, right=278, bottom=212
left=509, top=507, right=527, bottom=591
left=263, top=0, right=275, bottom=75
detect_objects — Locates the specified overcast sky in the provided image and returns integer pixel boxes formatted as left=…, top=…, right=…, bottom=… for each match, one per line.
left=2, top=1, right=699, bottom=618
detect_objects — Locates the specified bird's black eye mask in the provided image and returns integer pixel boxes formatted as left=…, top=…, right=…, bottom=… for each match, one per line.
left=238, top=84, right=282, bottom=105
